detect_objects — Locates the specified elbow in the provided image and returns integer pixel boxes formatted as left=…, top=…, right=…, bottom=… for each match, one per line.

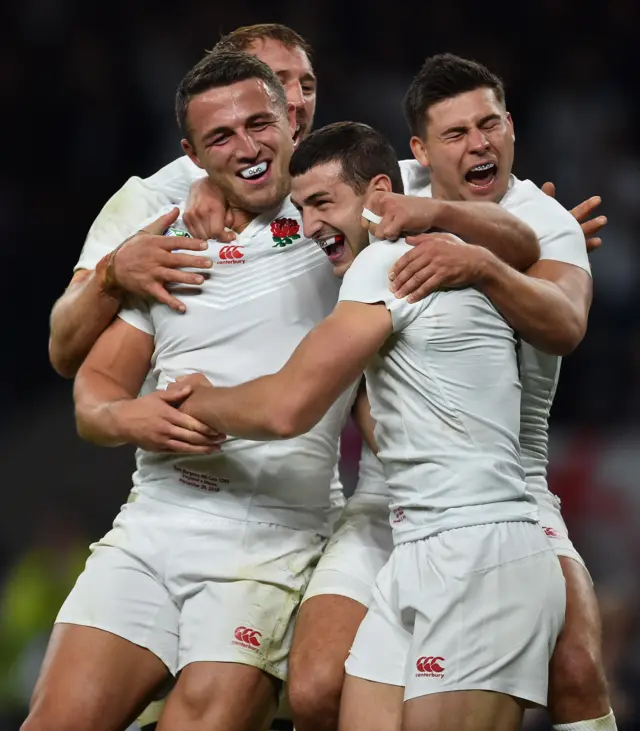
left=267, top=398, right=316, bottom=439
left=516, top=229, right=541, bottom=272
left=49, top=338, right=80, bottom=379
left=556, top=321, right=587, bottom=356
left=268, top=412, right=306, bottom=440
left=536, top=317, right=587, bottom=357
left=74, top=409, right=96, bottom=444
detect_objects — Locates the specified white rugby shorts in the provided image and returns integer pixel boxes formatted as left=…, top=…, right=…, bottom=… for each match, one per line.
left=345, top=521, right=566, bottom=706
left=56, top=494, right=325, bottom=679
left=302, top=493, right=393, bottom=607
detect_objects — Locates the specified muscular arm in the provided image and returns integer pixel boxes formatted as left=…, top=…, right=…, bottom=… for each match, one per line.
left=429, top=199, right=540, bottom=271
left=74, top=318, right=153, bottom=446
left=180, top=302, right=393, bottom=440
left=477, top=257, right=592, bottom=355
left=49, top=264, right=122, bottom=379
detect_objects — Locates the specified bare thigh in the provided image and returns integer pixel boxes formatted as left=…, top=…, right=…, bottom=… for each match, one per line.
left=339, top=674, right=403, bottom=731
left=23, top=623, right=170, bottom=731
left=403, top=690, right=523, bottom=731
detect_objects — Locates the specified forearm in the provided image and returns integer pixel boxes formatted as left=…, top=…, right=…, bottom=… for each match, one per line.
left=478, top=253, right=586, bottom=355
left=182, top=376, right=306, bottom=441
left=74, top=370, right=131, bottom=447
left=432, top=200, right=540, bottom=271
left=49, top=270, right=122, bottom=378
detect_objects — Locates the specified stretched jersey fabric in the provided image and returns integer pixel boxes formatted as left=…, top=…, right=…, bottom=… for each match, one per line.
left=119, top=200, right=355, bottom=536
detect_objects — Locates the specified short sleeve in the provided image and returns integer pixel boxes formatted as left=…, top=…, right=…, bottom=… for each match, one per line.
left=399, top=159, right=431, bottom=196
left=75, top=178, right=174, bottom=272
left=338, top=240, right=432, bottom=332
left=74, top=156, right=204, bottom=272
left=118, top=298, right=154, bottom=336
left=504, top=181, right=591, bottom=275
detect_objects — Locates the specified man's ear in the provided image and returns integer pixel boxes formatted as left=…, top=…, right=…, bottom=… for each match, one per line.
left=410, top=135, right=429, bottom=168
left=182, top=138, right=204, bottom=170
left=368, top=173, right=393, bottom=195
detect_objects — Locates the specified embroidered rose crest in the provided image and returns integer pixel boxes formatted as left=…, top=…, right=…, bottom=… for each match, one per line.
left=271, top=217, right=301, bottom=247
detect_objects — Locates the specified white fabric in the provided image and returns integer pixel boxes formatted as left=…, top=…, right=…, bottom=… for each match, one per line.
left=553, top=711, right=618, bottom=731
left=353, top=442, right=387, bottom=497
left=339, top=239, right=537, bottom=544
left=345, top=521, right=565, bottom=705
left=56, top=493, right=326, bottom=678
left=302, top=492, right=393, bottom=607
left=75, top=157, right=204, bottom=271
left=118, top=199, right=355, bottom=536
left=401, top=172, right=592, bottom=512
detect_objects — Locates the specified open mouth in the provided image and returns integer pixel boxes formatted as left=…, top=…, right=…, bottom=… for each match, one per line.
left=238, top=161, right=271, bottom=185
left=317, top=234, right=346, bottom=263
left=293, top=124, right=303, bottom=147
left=465, top=161, right=498, bottom=190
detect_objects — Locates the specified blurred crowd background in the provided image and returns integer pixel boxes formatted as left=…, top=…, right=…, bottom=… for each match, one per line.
left=3, top=0, right=639, bottom=728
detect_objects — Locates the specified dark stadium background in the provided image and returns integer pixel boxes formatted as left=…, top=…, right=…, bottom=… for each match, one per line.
left=2, top=0, right=639, bottom=728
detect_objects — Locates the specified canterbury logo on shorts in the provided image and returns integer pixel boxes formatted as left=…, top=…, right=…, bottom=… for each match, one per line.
left=233, top=625, right=262, bottom=649
left=415, top=656, right=445, bottom=678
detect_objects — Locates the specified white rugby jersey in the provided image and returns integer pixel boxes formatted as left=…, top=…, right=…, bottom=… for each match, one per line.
left=118, top=198, right=355, bottom=535
left=77, top=156, right=421, bottom=270
left=402, top=166, right=592, bottom=505
left=339, top=238, right=538, bottom=544
left=353, top=443, right=387, bottom=497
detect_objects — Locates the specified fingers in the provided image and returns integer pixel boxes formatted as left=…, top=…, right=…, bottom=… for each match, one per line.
left=388, top=248, right=424, bottom=288
left=393, top=265, right=439, bottom=300
left=158, top=386, right=192, bottom=402
left=182, top=212, right=211, bottom=241
left=143, top=207, right=180, bottom=235
left=164, top=252, right=213, bottom=269
left=374, top=215, right=401, bottom=242
left=580, top=215, right=607, bottom=238
left=406, top=274, right=444, bottom=303
left=168, top=408, right=219, bottom=437
left=586, top=237, right=602, bottom=253
left=541, top=181, right=556, bottom=198
left=156, top=268, right=205, bottom=287
left=164, top=439, right=222, bottom=455
left=160, top=237, right=208, bottom=252
left=166, top=424, right=224, bottom=446
left=147, top=283, right=187, bottom=312
left=571, top=196, right=602, bottom=224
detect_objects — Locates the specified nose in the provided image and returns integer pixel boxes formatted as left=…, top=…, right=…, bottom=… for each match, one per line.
left=235, top=131, right=260, bottom=161
left=285, top=81, right=304, bottom=112
left=467, top=127, right=489, bottom=153
left=301, top=209, right=322, bottom=239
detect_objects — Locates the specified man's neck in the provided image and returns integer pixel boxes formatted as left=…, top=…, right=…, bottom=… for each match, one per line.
left=228, top=207, right=257, bottom=234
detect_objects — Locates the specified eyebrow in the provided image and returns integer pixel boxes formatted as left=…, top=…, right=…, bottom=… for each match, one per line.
left=201, top=112, right=277, bottom=143
left=275, top=69, right=317, bottom=84
left=441, top=113, right=501, bottom=137
left=302, top=191, right=331, bottom=205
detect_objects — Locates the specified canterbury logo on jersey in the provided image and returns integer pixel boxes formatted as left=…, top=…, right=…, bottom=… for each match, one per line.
left=218, top=245, right=245, bottom=264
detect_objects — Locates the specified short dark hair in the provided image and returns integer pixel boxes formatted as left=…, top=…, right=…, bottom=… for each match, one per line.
left=214, top=23, right=313, bottom=60
left=403, top=53, right=506, bottom=138
left=175, top=50, right=288, bottom=142
left=290, top=122, right=404, bottom=194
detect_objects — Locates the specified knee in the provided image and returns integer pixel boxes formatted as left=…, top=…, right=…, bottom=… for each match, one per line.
left=288, top=657, right=343, bottom=727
